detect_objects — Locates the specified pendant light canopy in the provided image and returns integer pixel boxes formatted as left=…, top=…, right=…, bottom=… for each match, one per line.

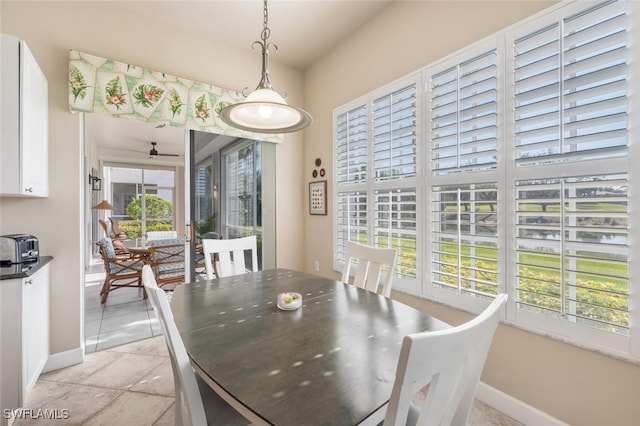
left=219, top=0, right=312, bottom=134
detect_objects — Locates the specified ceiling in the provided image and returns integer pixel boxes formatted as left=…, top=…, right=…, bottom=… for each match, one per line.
left=114, top=0, right=394, bottom=70
left=86, top=0, right=394, bottom=161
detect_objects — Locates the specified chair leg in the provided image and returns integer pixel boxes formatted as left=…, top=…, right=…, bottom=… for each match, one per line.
left=99, top=277, right=109, bottom=296
left=101, top=281, right=111, bottom=304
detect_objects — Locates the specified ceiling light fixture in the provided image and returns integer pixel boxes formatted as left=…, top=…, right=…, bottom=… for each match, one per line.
left=219, top=0, right=312, bottom=134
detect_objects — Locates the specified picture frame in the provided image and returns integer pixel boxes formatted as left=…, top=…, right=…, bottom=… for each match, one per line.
left=309, top=181, right=327, bottom=215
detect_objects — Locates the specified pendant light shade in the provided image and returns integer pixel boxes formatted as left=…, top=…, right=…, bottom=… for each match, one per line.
left=91, top=200, right=115, bottom=210
left=220, top=89, right=312, bottom=134
left=219, top=0, right=312, bottom=134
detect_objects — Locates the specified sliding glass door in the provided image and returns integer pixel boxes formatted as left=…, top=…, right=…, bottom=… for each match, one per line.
left=187, top=131, right=275, bottom=281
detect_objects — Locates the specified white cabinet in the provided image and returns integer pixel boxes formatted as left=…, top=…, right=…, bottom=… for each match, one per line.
left=0, top=262, right=50, bottom=416
left=0, top=33, right=49, bottom=197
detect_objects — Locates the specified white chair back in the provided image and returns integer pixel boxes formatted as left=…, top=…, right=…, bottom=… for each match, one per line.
left=341, top=241, right=399, bottom=297
left=147, top=230, right=178, bottom=241
left=383, top=294, right=508, bottom=426
left=202, top=236, right=258, bottom=279
left=142, top=265, right=207, bottom=426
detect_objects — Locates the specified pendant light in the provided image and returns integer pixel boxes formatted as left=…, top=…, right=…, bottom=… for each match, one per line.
left=91, top=200, right=115, bottom=210
left=219, top=0, right=312, bottom=134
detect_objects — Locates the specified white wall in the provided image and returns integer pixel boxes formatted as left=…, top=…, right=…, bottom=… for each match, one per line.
left=0, top=1, right=305, bottom=359
left=302, top=1, right=640, bottom=425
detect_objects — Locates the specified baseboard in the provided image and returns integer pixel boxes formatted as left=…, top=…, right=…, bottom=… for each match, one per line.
left=476, top=382, right=569, bottom=426
left=42, top=347, right=84, bottom=373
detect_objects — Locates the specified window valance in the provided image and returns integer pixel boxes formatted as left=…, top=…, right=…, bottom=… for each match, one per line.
left=68, top=50, right=282, bottom=143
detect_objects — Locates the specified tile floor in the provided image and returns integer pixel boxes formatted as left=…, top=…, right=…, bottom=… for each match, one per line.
left=84, top=261, right=164, bottom=353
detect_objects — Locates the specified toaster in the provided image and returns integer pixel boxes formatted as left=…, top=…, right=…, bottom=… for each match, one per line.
left=0, top=234, right=39, bottom=264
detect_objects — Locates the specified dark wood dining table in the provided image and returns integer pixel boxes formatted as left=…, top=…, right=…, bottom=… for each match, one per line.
left=170, top=268, right=450, bottom=425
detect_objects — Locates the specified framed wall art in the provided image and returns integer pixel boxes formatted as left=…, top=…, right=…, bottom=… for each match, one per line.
left=309, top=181, right=327, bottom=215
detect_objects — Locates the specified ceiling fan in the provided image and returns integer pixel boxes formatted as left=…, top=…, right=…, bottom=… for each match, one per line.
left=148, top=142, right=179, bottom=158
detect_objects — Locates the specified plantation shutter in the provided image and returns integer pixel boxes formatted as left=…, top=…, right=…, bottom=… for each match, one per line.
left=431, top=49, right=498, bottom=175
left=431, top=183, right=499, bottom=297
left=336, top=105, right=368, bottom=185
left=514, top=0, right=628, bottom=163
left=334, top=76, right=420, bottom=280
left=515, top=174, right=629, bottom=335
left=512, top=0, right=631, bottom=336
left=372, top=84, right=417, bottom=181
left=373, top=188, right=417, bottom=279
left=336, top=191, right=368, bottom=263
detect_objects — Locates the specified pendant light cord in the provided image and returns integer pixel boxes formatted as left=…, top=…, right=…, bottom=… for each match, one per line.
left=250, top=0, right=277, bottom=93
left=261, top=0, right=270, bottom=43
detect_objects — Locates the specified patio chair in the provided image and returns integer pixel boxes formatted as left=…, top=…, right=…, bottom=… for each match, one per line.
left=96, top=237, right=146, bottom=304
left=108, top=216, right=127, bottom=239
left=147, top=241, right=185, bottom=290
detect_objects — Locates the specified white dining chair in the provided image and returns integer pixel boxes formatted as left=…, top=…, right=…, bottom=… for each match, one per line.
left=202, top=236, right=258, bottom=279
left=341, top=241, right=399, bottom=297
left=141, top=265, right=250, bottom=426
left=383, top=293, right=508, bottom=426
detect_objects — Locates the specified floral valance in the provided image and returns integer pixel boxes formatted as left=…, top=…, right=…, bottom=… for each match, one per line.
left=68, top=50, right=283, bottom=143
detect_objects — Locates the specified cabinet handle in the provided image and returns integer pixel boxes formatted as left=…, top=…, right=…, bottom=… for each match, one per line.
left=25, top=187, right=33, bottom=193
left=25, top=279, right=33, bottom=285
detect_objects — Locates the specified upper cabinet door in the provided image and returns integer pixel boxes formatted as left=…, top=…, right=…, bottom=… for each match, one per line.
left=19, top=40, right=48, bottom=197
left=0, top=34, right=49, bottom=197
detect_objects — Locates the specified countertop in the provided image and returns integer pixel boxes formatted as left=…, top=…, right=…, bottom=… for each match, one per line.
left=0, top=256, right=53, bottom=280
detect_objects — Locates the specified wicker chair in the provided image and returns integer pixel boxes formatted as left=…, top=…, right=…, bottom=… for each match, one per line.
left=96, top=238, right=146, bottom=304
left=147, top=241, right=185, bottom=290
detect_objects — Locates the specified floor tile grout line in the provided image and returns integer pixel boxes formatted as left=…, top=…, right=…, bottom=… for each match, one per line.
left=152, top=402, right=176, bottom=426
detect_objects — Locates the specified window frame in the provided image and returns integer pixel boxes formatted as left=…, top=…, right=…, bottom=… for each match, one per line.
left=333, top=74, right=423, bottom=294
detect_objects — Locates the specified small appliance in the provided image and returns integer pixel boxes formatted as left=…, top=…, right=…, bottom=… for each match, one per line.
left=0, top=234, right=39, bottom=265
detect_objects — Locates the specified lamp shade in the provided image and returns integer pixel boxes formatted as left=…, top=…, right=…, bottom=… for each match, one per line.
left=91, top=200, right=115, bottom=210
left=220, top=88, right=312, bottom=134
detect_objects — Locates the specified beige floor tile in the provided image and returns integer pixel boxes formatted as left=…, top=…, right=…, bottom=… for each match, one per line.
left=84, top=391, right=173, bottom=426
left=152, top=403, right=175, bottom=425
left=40, top=350, right=123, bottom=384
left=130, top=358, right=175, bottom=397
left=21, top=380, right=76, bottom=408
left=81, top=353, right=165, bottom=390
left=107, top=335, right=168, bottom=357
left=14, top=385, right=122, bottom=426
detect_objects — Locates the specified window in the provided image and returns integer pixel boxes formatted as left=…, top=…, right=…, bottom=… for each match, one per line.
left=103, top=165, right=176, bottom=238
left=223, top=140, right=262, bottom=241
left=334, top=76, right=420, bottom=286
left=222, top=140, right=263, bottom=271
left=333, top=0, right=636, bottom=358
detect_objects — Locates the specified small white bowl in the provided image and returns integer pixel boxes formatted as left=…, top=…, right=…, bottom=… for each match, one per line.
left=277, top=292, right=302, bottom=310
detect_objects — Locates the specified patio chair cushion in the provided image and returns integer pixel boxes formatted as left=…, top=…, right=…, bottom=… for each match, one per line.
left=99, top=237, right=116, bottom=258
left=147, top=238, right=184, bottom=246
